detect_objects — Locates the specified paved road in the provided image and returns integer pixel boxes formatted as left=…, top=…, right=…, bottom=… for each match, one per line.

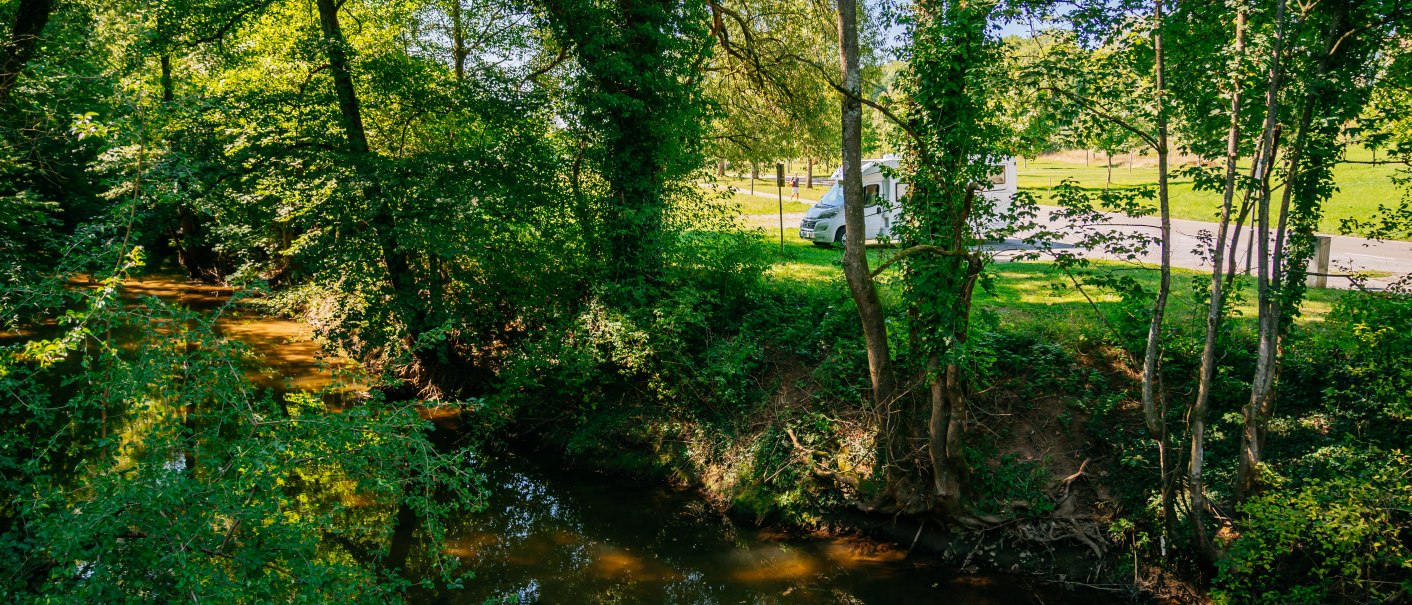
left=988, top=207, right=1412, bottom=290
left=727, top=186, right=1412, bottom=290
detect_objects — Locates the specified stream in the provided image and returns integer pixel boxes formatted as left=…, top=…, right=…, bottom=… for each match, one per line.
left=424, top=449, right=1122, bottom=604
left=8, top=275, right=1130, bottom=604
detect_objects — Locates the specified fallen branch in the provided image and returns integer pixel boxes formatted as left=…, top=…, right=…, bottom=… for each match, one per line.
left=784, top=427, right=860, bottom=490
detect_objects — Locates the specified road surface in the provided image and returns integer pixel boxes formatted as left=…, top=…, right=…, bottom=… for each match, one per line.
left=987, top=207, right=1412, bottom=290
left=723, top=184, right=1412, bottom=290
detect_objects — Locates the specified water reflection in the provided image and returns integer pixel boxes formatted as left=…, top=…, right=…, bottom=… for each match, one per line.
left=420, top=452, right=1111, bottom=605
left=0, top=273, right=364, bottom=396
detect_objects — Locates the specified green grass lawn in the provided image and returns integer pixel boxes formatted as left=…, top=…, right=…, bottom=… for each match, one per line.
left=708, top=176, right=830, bottom=202
left=714, top=191, right=814, bottom=215
left=1017, top=147, right=1406, bottom=238
left=743, top=216, right=1342, bottom=343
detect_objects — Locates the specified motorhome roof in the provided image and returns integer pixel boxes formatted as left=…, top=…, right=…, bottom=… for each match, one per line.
left=829, top=158, right=901, bottom=180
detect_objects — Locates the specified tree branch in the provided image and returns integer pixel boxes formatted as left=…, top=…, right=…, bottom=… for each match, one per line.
left=520, top=45, right=569, bottom=86
left=870, top=245, right=981, bottom=279
left=1040, top=86, right=1160, bottom=151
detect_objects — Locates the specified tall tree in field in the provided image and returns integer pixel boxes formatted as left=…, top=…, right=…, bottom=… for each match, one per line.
left=1034, top=0, right=1179, bottom=537
left=1140, top=0, right=1176, bottom=542
left=836, top=0, right=1027, bottom=515
left=1173, top=0, right=1254, bottom=557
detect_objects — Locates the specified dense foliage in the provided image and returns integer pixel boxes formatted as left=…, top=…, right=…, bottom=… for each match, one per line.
left=1, top=0, right=1410, bottom=603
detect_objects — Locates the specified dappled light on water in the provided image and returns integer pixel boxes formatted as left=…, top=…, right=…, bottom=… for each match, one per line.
left=113, top=274, right=362, bottom=393
left=412, top=452, right=1120, bottom=604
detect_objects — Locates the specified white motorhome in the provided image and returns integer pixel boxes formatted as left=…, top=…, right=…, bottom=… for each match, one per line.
left=797, top=156, right=1018, bottom=246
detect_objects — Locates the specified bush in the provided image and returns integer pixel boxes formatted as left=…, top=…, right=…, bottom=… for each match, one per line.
left=1213, top=457, right=1412, bottom=604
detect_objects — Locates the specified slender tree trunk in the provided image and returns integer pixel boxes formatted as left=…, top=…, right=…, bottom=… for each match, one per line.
left=1239, top=0, right=1346, bottom=500
left=1223, top=184, right=1256, bottom=291
left=0, top=0, right=52, bottom=104
left=160, top=55, right=174, bottom=102
left=1141, top=0, right=1176, bottom=541
left=1237, top=0, right=1287, bottom=502
left=807, top=157, right=814, bottom=188
left=316, top=0, right=452, bottom=569
left=451, top=0, right=467, bottom=80
left=837, top=0, right=895, bottom=414
left=717, top=158, right=726, bottom=176
left=1191, top=8, right=1245, bottom=559
left=316, top=0, right=427, bottom=357
left=317, top=0, right=371, bottom=155
left=1105, top=152, right=1113, bottom=188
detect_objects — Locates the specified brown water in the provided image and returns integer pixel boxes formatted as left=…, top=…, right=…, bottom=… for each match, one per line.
left=118, top=276, right=352, bottom=391
left=9, top=275, right=1128, bottom=605
left=426, top=451, right=1122, bottom=604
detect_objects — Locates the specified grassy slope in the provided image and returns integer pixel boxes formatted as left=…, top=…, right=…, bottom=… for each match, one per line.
left=1017, top=147, right=1407, bottom=237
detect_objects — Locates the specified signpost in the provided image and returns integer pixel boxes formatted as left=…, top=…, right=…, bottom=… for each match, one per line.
left=776, top=163, right=785, bottom=254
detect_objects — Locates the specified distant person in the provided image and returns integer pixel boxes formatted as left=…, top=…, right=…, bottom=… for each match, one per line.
left=790, top=175, right=800, bottom=200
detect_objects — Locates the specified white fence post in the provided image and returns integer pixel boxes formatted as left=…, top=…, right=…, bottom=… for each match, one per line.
left=1306, top=235, right=1332, bottom=288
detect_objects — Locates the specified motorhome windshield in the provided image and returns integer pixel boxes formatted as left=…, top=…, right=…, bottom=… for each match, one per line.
left=818, top=185, right=843, bottom=207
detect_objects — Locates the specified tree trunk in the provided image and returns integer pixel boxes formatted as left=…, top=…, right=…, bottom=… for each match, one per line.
left=1239, top=0, right=1347, bottom=501
left=1105, top=152, right=1113, bottom=188
left=316, top=0, right=444, bottom=569
left=451, top=0, right=467, bottom=80
left=807, top=157, right=814, bottom=188
left=1237, top=0, right=1287, bottom=502
left=317, top=0, right=371, bottom=155
left=1139, top=0, right=1176, bottom=541
left=0, top=0, right=52, bottom=104
left=929, top=248, right=982, bottom=515
left=316, top=0, right=428, bottom=359
left=837, top=0, right=895, bottom=414
left=1191, top=8, right=1245, bottom=559
left=160, top=54, right=174, bottom=102
left=1223, top=181, right=1256, bottom=292
left=717, top=158, right=726, bottom=176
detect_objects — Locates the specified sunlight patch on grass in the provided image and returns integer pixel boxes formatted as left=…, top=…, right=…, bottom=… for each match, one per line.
left=711, top=176, right=829, bottom=202
left=717, top=192, right=813, bottom=217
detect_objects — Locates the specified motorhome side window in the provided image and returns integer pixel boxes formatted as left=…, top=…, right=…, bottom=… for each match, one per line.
left=864, top=184, right=880, bottom=201
left=987, top=166, right=1006, bottom=189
